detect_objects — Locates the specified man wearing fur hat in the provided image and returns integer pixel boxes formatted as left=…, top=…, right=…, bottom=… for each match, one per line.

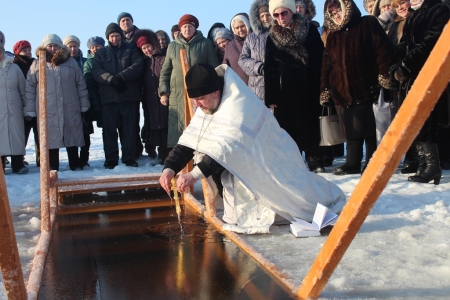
left=159, top=63, right=346, bottom=234
left=238, top=0, right=273, bottom=103
left=92, top=23, right=144, bottom=169
left=264, top=0, right=326, bottom=173
left=25, top=34, right=90, bottom=171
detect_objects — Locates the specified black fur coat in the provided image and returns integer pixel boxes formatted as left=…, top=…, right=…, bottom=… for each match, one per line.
left=264, top=14, right=324, bottom=151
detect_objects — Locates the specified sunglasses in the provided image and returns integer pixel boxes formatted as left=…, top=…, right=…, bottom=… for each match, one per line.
left=273, top=10, right=289, bottom=19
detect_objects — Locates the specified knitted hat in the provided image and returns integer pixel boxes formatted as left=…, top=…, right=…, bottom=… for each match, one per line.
left=41, top=34, right=63, bottom=47
left=185, top=63, right=221, bottom=98
left=214, top=28, right=234, bottom=42
left=13, top=40, right=31, bottom=55
left=117, top=12, right=133, bottom=23
left=86, top=36, right=105, bottom=48
left=178, top=14, right=199, bottom=29
left=63, top=35, right=80, bottom=46
left=269, top=0, right=297, bottom=14
left=105, top=23, right=123, bottom=39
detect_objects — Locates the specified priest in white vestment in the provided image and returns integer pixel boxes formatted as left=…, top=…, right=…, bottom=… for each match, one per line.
left=159, top=63, right=346, bottom=234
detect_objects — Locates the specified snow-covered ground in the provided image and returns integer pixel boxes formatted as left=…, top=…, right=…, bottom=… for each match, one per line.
left=1, top=119, right=450, bottom=299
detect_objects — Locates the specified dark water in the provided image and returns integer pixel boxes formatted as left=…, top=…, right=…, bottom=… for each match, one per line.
left=38, top=200, right=293, bottom=300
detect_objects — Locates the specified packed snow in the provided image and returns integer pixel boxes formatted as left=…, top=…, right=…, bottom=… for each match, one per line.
left=1, top=116, right=449, bottom=299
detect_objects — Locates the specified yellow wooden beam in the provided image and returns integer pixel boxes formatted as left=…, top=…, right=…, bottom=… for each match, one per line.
left=297, top=20, right=450, bottom=299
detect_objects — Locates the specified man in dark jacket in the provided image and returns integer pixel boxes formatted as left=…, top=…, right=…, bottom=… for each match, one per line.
left=92, top=23, right=144, bottom=169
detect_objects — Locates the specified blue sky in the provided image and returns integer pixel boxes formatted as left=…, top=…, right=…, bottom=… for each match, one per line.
left=1, top=0, right=366, bottom=55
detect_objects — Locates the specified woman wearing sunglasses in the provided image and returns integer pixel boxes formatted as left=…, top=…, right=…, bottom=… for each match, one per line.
left=264, top=0, right=326, bottom=173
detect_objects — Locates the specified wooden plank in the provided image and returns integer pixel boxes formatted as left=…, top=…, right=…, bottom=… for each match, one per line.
left=56, top=173, right=162, bottom=187
left=38, top=49, right=51, bottom=233
left=297, top=20, right=450, bottom=299
left=58, top=181, right=160, bottom=195
left=57, top=199, right=181, bottom=215
left=0, top=161, right=27, bottom=299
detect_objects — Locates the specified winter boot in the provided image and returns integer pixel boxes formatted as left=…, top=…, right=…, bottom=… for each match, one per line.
left=401, top=144, right=419, bottom=174
left=408, top=142, right=442, bottom=185
left=333, top=139, right=363, bottom=175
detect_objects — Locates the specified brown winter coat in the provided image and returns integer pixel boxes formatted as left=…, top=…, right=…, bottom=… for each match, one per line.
left=25, top=46, right=89, bottom=149
left=320, top=0, right=396, bottom=107
left=0, top=56, right=26, bottom=156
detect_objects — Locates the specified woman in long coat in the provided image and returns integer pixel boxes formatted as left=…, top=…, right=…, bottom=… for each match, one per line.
left=135, top=29, right=169, bottom=164
left=0, top=45, right=28, bottom=174
left=159, top=14, right=218, bottom=148
left=25, top=34, right=90, bottom=171
left=264, top=0, right=325, bottom=172
left=320, top=0, right=396, bottom=175
left=223, top=13, right=252, bottom=84
left=390, top=0, right=450, bottom=184
left=238, top=0, right=273, bottom=103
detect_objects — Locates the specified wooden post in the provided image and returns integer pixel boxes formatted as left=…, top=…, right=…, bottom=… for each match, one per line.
left=297, top=20, right=450, bottom=299
left=0, top=161, right=27, bottom=299
left=38, top=50, right=51, bottom=233
left=179, top=49, right=195, bottom=196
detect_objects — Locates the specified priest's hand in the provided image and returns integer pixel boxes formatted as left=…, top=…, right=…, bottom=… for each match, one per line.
left=160, top=168, right=175, bottom=194
left=177, top=173, right=197, bottom=193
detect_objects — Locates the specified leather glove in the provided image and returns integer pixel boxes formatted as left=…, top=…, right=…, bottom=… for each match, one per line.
left=370, top=85, right=381, bottom=102
left=320, top=90, right=334, bottom=107
left=110, top=74, right=127, bottom=93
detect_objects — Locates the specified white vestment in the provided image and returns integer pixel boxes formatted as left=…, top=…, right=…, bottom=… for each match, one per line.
left=179, top=65, right=347, bottom=234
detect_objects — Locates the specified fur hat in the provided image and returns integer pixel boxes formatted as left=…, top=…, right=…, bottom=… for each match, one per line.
left=178, top=14, right=199, bottom=29
left=134, top=29, right=161, bottom=52
left=250, top=0, right=271, bottom=35
left=185, top=63, right=221, bottom=98
left=117, top=12, right=133, bottom=24
left=269, top=0, right=296, bottom=14
left=105, top=23, right=123, bottom=39
left=13, top=40, right=31, bottom=55
left=41, top=34, right=63, bottom=47
left=86, top=36, right=105, bottom=48
left=363, top=0, right=374, bottom=13
left=63, top=35, right=80, bottom=47
left=214, top=28, right=234, bottom=43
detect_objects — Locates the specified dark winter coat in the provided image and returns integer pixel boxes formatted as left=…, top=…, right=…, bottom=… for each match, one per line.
left=83, top=51, right=102, bottom=127
left=386, top=14, right=408, bottom=47
left=320, top=0, right=396, bottom=107
left=13, top=55, right=34, bottom=78
left=25, top=46, right=89, bottom=149
left=238, top=0, right=270, bottom=102
left=73, top=50, right=87, bottom=70
left=393, top=0, right=450, bottom=127
left=158, top=31, right=218, bottom=147
left=265, top=14, right=324, bottom=151
left=143, top=54, right=168, bottom=131
left=92, top=41, right=143, bottom=106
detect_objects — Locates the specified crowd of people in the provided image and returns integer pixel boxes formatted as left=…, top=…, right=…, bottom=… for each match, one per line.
left=1, top=0, right=449, bottom=186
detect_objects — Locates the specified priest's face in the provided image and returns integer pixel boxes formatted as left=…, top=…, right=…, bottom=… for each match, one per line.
left=192, top=90, right=221, bottom=115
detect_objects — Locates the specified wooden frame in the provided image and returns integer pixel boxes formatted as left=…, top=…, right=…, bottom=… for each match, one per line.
left=1, top=24, right=448, bottom=298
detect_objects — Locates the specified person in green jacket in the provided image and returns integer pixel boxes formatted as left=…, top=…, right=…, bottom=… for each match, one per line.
left=159, top=14, right=219, bottom=149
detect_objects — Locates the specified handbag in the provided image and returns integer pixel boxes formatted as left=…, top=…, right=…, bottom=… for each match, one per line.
left=319, top=107, right=346, bottom=146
